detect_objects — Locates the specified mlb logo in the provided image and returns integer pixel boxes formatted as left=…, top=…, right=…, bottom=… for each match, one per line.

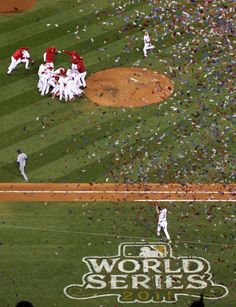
left=121, top=242, right=168, bottom=258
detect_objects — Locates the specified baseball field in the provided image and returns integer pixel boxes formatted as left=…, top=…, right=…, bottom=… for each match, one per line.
left=0, top=0, right=235, bottom=306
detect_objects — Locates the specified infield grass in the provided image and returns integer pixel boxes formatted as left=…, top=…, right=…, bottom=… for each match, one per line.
left=0, top=0, right=234, bottom=184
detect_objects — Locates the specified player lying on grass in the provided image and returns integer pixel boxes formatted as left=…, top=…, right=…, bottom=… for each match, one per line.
left=7, top=47, right=34, bottom=75
left=156, top=204, right=171, bottom=243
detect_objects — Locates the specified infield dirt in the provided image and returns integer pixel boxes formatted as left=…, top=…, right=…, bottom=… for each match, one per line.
left=85, top=67, right=174, bottom=107
left=0, top=183, right=235, bottom=202
left=0, top=0, right=36, bottom=14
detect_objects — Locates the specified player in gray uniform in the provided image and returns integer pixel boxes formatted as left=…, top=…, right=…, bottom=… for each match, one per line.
left=16, top=149, right=28, bottom=182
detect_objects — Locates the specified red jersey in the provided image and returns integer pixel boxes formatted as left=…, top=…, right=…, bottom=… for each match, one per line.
left=64, top=50, right=82, bottom=64
left=77, top=60, right=86, bottom=73
left=45, top=47, right=57, bottom=63
left=12, top=47, right=28, bottom=60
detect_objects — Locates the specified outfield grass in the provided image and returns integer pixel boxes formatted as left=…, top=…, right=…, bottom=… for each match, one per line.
left=0, top=0, right=234, bottom=183
left=0, top=201, right=235, bottom=306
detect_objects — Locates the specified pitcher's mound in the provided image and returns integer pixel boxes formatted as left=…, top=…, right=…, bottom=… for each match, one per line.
left=0, top=0, right=36, bottom=14
left=85, top=67, right=174, bottom=107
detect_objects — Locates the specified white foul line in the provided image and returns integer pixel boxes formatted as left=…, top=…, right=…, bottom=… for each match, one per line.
left=0, top=224, right=235, bottom=247
left=0, top=190, right=234, bottom=194
left=135, top=199, right=236, bottom=202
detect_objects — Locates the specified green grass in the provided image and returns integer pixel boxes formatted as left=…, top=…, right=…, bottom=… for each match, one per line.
left=0, top=201, right=235, bottom=306
left=0, top=0, right=234, bottom=183
left=0, top=1, right=235, bottom=306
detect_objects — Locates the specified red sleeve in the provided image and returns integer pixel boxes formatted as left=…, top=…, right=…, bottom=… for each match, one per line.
left=64, top=50, right=72, bottom=56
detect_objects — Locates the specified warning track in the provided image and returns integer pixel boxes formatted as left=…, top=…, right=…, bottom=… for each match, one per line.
left=0, top=183, right=235, bottom=202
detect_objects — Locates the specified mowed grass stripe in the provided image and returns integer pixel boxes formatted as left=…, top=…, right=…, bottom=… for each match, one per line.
left=0, top=29, right=197, bottom=149
left=99, top=109, right=231, bottom=183
left=0, top=32, right=227, bottom=123
left=0, top=29, right=146, bottom=101
left=0, top=0, right=146, bottom=52
left=55, top=81, right=232, bottom=182
left=0, top=0, right=151, bottom=88
left=0, top=32, right=229, bottom=152
left=0, top=0, right=107, bottom=36
left=0, top=101, right=173, bottom=181
left=92, top=83, right=234, bottom=182
left=0, top=0, right=58, bottom=27
left=0, top=35, right=229, bottom=167
left=0, top=101, right=72, bottom=150
left=27, top=102, right=211, bottom=182
left=0, top=3, right=232, bottom=180
left=0, top=105, right=123, bottom=164
left=0, top=90, right=195, bottom=180
left=0, top=19, right=202, bottom=103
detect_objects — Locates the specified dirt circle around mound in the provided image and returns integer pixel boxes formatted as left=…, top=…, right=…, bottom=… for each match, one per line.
left=85, top=67, right=174, bottom=107
left=0, top=0, right=36, bottom=14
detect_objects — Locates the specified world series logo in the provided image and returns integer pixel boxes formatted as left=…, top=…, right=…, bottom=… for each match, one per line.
left=64, top=242, right=228, bottom=304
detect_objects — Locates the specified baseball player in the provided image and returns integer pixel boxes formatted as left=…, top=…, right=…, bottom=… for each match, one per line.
left=63, top=49, right=82, bottom=70
left=40, top=67, right=55, bottom=96
left=143, top=31, right=155, bottom=57
left=57, top=69, right=68, bottom=101
left=7, top=47, right=33, bottom=74
left=77, top=58, right=87, bottom=88
left=37, top=63, right=48, bottom=92
left=156, top=205, right=171, bottom=243
left=16, top=149, right=28, bottom=182
left=43, top=46, right=59, bottom=68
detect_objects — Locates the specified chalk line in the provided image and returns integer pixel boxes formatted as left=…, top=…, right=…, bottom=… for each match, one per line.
left=0, top=190, right=234, bottom=194
left=0, top=225, right=235, bottom=247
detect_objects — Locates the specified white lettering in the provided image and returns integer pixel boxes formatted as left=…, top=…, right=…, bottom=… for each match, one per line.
left=110, top=275, right=128, bottom=289
left=164, top=259, right=181, bottom=273
left=118, top=259, right=140, bottom=273
left=86, top=274, right=106, bottom=289
left=143, top=259, right=161, bottom=273
left=132, top=274, right=151, bottom=289
left=87, top=258, right=118, bottom=273
left=165, top=275, right=183, bottom=289
left=187, top=275, right=208, bottom=289
left=182, top=259, right=204, bottom=274
left=154, top=274, right=162, bottom=289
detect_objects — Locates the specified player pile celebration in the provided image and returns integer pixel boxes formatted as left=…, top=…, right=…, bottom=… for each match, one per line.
left=7, top=46, right=87, bottom=102
left=6, top=32, right=154, bottom=102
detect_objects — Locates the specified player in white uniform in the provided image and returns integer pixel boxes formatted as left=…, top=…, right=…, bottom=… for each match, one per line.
left=143, top=31, right=155, bottom=57
left=156, top=205, right=171, bottom=242
left=16, top=149, right=28, bottom=182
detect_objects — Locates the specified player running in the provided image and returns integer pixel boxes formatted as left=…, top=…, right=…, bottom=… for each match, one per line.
left=143, top=31, right=155, bottom=57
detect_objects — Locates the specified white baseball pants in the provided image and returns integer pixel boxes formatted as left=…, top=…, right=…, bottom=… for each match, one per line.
left=143, top=43, right=155, bottom=57
left=156, top=221, right=170, bottom=240
left=78, top=71, right=87, bottom=87
left=7, top=57, right=21, bottom=74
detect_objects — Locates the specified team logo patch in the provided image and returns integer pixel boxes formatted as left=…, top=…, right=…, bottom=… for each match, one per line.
left=64, top=242, right=228, bottom=303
